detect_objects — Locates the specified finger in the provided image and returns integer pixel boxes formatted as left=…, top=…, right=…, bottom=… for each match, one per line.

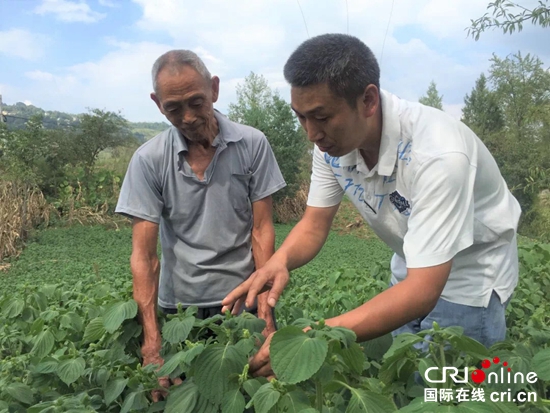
left=252, top=363, right=274, bottom=378
left=248, top=350, right=269, bottom=373
left=151, top=389, right=164, bottom=402
left=158, top=376, right=171, bottom=389
left=249, top=337, right=272, bottom=373
left=267, top=271, right=289, bottom=308
left=172, top=377, right=183, bottom=386
left=231, top=297, right=245, bottom=315
left=222, top=277, right=254, bottom=311
left=245, top=271, right=270, bottom=309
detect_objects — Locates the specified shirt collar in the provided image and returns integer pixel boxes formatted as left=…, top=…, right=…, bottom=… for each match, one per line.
left=377, top=89, right=401, bottom=176
left=172, top=109, right=243, bottom=154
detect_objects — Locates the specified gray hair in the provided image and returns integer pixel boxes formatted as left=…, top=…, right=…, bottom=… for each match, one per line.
left=284, top=34, right=380, bottom=107
left=151, top=50, right=212, bottom=94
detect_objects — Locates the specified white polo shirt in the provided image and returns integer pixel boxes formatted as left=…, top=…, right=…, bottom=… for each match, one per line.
left=307, top=90, right=521, bottom=307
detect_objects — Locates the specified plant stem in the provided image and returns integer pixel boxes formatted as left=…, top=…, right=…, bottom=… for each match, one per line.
left=316, top=380, right=323, bottom=411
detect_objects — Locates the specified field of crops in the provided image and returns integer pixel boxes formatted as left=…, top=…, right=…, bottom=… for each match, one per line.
left=1, top=224, right=549, bottom=412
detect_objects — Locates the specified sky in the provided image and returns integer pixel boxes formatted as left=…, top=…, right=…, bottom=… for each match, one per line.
left=0, top=0, right=548, bottom=123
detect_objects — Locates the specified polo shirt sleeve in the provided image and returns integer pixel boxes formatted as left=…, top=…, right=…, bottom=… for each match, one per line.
left=249, top=134, right=287, bottom=202
left=115, top=152, right=164, bottom=224
left=403, top=152, right=475, bottom=268
left=307, top=146, right=344, bottom=207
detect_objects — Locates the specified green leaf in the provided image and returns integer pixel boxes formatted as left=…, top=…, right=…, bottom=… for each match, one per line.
left=148, top=401, right=166, bottom=412
left=195, top=394, right=219, bottom=413
left=277, top=390, right=312, bottom=412
left=246, top=382, right=280, bottom=413
left=236, top=312, right=266, bottom=335
left=455, top=402, right=496, bottom=413
left=345, top=388, right=396, bottom=412
left=5, top=383, right=34, bottom=405
left=243, top=378, right=263, bottom=398
left=158, top=351, right=188, bottom=377
left=3, top=298, right=25, bottom=318
left=448, top=335, right=489, bottom=359
left=162, top=317, right=194, bottom=344
left=234, top=337, right=256, bottom=356
left=221, top=388, right=245, bottom=413
left=271, top=326, right=328, bottom=384
left=165, top=380, right=199, bottom=413
left=32, top=358, right=59, bottom=374
left=120, top=392, right=138, bottom=413
left=60, top=312, right=83, bottom=332
left=339, top=342, right=366, bottom=375
left=104, top=378, right=128, bottom=405
left=195, top=344, right=246, bottom=404
left=532, top=347, right=550, bottom=380
left=324, top=326, right=357, bottom=347
left=383, top=333, right=422, bottom=359
left=361, top=334, right=393, bottom=361
left=103, top=299, right=138, bottom=333
left=482, top=400, right=521, bottom=413
left=83, top=317, right=106, bottom=342
left=56, top=357, right=85, bottom=385
left=31, top=329, right=55, bottom=359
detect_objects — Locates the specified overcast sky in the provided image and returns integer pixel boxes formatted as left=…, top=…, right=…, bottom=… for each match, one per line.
left=1, top=0, right=548, bottom=122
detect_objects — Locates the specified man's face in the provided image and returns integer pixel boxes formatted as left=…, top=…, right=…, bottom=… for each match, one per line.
left=291, top=82, right=377, bottom=157
left=151, top=65, right=219, bottom=143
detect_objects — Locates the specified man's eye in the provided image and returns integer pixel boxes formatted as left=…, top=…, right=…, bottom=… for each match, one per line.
left=315, top=117, right=328, bottom=122
left=191, top=101, right=203, bottom=108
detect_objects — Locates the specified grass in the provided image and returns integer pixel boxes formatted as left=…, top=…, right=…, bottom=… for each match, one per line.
left=0, top=223, right=392, bottom=299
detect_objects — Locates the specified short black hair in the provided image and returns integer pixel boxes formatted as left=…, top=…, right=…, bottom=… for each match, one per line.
left=284, top=33, right=380, bottom=107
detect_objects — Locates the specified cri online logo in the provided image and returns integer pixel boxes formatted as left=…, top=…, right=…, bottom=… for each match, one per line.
left=471, top=357, right=509, bottom=384
left=424, top=356, right=539, bottom=385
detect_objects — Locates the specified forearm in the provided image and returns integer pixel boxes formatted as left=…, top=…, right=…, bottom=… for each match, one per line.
left=252, top=223, right=275, bottom=321
left=325, top=263, right=451, bottom=341
left=131, top=253, right=161, bottom=349
left=273, top=214, right=331, bottom=271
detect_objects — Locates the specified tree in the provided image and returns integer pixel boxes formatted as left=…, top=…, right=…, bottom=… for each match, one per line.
left=462, top=73, right=504, bottom=136
left=469, top=0, right=550, bottom=40
left=419, top=81, right=444, bottom=110
left=483, top=52, right=550, bottom=218
left=228, top=72, right=307, bottom=202
left=489, top=52, right=550, bottom=140
left=75, top=109, right=135, bottom=175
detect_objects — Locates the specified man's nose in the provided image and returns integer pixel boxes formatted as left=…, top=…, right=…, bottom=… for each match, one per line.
left=305, top=120, right=322, bottom=142
left=182, top=110, right=197, bottom=125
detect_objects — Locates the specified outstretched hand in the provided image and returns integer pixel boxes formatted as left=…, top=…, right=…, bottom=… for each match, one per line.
left=221, top=258, right=290, bottom=314
left=142, top=347, right=183, bottom=401
left=249, top=331, right=275, bottom=379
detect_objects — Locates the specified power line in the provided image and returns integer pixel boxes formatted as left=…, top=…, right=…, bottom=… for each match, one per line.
left=380, top=0, right=396, bottom=67
left=296, top=0, right=310, bottom=38
left=345, top=0, right=349, bottom=34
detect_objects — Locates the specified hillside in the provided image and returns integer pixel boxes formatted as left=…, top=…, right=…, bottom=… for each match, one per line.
left=2, top=102, right=168, bottom=141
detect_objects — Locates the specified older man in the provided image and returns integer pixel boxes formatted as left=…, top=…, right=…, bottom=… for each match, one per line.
left=222, top=34, right=521, bottom=377
left=116, top=50, right=285, bottom=392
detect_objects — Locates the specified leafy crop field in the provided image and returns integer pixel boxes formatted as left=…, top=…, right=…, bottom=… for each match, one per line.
left=0, top=225, right=549, bottom=412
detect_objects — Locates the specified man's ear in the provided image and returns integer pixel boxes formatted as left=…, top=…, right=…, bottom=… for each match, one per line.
left=151, top=93, right=164, bottom=114
left=360, top=84, right=379, bottom=119
left=211, top=76, right=220, bottom=103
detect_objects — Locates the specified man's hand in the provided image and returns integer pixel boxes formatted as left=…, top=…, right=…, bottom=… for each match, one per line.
left=142, top=345, right=182, bottom=402
left=222, top=258, right=289, bottom=314
left=249, top=331, right=275, bottom=379
left=261, top=315, right=277, bottom=339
